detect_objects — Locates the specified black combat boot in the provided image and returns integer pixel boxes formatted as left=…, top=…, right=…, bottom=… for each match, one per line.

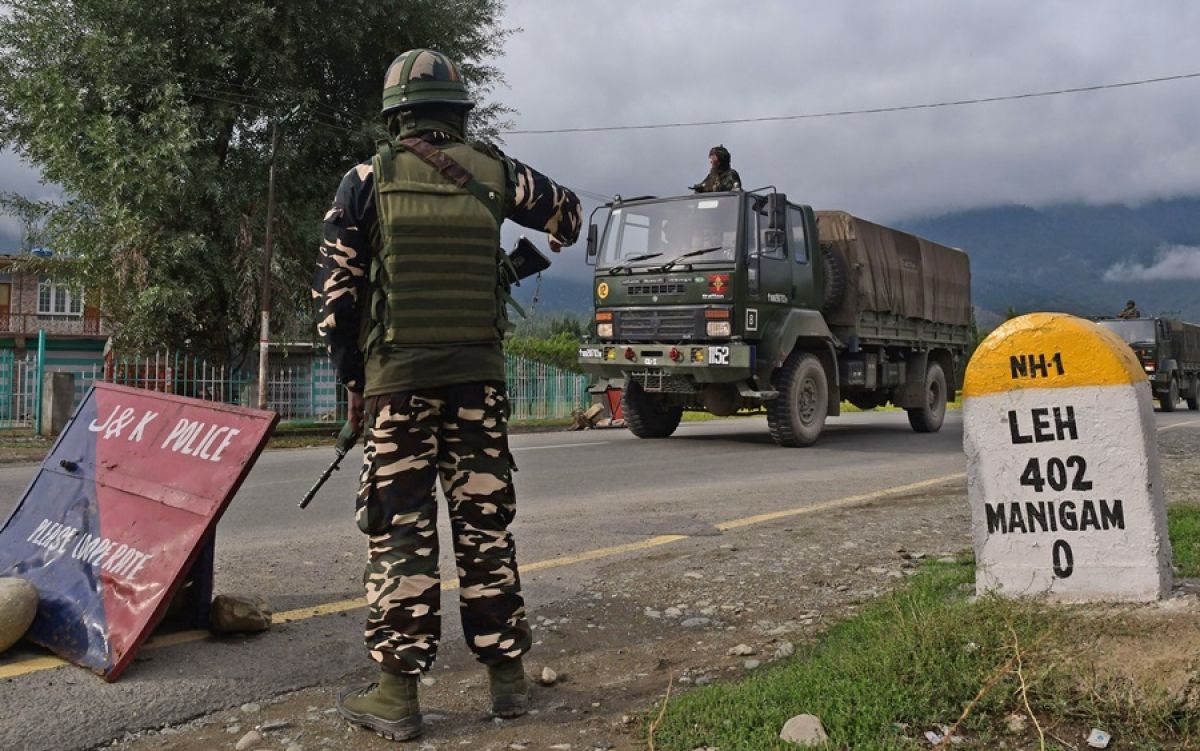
left=488, top=657, right=530, bottom=718
left=337, top=669, right=422, bottom=741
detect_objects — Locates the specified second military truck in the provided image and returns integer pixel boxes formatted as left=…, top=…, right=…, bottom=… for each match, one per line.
left=578, top=190, right=972, bottom=446
left=1095, top=316, right=1200, bottom=412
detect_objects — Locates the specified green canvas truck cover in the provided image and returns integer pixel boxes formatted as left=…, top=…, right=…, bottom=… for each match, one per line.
left=1167, top=319, right=1200, bottom=363
left=816, top=210, right=971, bottom=328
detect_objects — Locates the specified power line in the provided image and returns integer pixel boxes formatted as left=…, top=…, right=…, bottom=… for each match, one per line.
left=573, top=188, right=613, bottom=202
left=183, top=89, right=359, bottom=134
left=502, top=71, right=1200, bottom=135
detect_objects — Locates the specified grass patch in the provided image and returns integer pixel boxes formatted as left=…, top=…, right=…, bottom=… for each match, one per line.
left=1169, top=503, right=1200, bottom=578
left=681, top=410, right=762, bottom=422
left=645, top=554, right=1199, bottom=750
left=679, top=400, right=964, bottom=420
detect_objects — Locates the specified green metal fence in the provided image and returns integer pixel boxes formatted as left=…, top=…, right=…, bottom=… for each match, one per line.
left=0, top=348, right=590, bottom=428
left=504, top=352, right=591, bottom=420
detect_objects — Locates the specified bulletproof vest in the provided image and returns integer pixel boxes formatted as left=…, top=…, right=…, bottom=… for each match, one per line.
left=369, top=140, right=507, bottom=348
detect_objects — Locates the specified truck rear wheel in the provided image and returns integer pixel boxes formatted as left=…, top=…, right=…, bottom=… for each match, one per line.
left=622, top=381, right=683, bottom=438
left=1161, top=377, right=1179, bottom=412
left=767, top=352, right=829, bottom=447
left=907, top=361, right=947, bottom=433
left=1187, top=377, right=1199, bottom=411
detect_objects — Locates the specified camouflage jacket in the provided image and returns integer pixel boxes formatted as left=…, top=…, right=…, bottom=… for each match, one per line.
left=691, top=167, right=742, bottom=193
left=315, top=135, right=583, bottom=393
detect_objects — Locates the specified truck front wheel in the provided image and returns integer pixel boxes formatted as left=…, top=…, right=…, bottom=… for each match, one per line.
left=767, top=352, right=829, bottom=447
left=1161, top=377, right=1179, bottom=412
left=1188, top=377, right=1199, bottom=411
left=622, top=381, right=683, bottom=438
left=907, top=361, right=947, bottom=433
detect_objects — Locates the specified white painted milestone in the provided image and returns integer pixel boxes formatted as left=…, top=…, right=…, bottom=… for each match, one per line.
left=963, top=312, right=1171, bottom=602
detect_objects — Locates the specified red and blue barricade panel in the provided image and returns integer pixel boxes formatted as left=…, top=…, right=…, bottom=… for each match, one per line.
left=0, top=382, right=277, bottom=680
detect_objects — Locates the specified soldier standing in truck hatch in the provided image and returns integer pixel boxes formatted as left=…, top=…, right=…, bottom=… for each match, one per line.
left=1118, top=300, right=1141, bottom=319
left=691, top=144, right=742, bottom=193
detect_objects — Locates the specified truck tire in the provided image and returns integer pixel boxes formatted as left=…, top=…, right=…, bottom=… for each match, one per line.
left=1161, top=377, right=1178, bottom=412
left=1188, top=377, right=1199, bottom=411
left=820, top=244, right=848, bottom=314
left=906, top=361, right=947, bottom=433
left=621, top=381, right=682, bottom=438
left=767, top=352, right=829, bottom=447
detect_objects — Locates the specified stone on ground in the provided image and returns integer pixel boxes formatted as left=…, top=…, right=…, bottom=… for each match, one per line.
left=234, top=729, right=262, bottom=750
left=0, top=577, right=38, bottom=654
left=211, top=595, right=272, bottom=633
left=779, top=714, right=829, bottom=746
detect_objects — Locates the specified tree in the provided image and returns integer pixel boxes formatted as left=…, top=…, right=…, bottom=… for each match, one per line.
left=0, top=0, right=512, bottom=364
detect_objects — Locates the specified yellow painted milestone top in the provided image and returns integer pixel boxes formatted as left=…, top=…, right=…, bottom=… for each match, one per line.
left=964, top=312, right=1146, bottom=398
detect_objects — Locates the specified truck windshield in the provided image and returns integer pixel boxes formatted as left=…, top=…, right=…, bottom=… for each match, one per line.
left=598, top=196, right=738, bottom=270
left=1096, top=319, right=1156, bottom=344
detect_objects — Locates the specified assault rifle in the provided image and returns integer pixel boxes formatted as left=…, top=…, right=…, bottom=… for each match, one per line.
left=298, top=421, right=358, bottom=509
left=503, top=236, right=552, bottom=284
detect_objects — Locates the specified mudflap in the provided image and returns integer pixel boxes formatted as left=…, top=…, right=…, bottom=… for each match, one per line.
left=588, top=377, right=625, bottom=422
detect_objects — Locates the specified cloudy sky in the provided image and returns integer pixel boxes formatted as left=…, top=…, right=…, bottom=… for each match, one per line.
left=494, top=1, right=1200, bottom=217
left=4, top=1, right=1200, bottom=270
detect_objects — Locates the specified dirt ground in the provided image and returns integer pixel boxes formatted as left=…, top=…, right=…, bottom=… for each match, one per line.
left=100, top=427, right=1200, bottom=751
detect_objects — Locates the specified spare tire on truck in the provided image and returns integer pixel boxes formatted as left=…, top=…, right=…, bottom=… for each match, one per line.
left=820, top=244, right=848, bottom=314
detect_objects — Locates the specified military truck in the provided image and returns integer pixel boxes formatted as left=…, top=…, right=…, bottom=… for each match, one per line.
left=577, top=190, right=972, bottom=446
left=1094, top=317, right=1200, bottom=411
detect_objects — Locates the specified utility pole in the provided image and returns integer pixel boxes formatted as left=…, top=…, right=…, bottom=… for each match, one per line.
left=256, top=120, right=279, bottom=411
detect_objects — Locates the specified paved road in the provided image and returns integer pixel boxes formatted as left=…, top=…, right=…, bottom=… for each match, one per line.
left=1, top=409, right=1197, bottom=749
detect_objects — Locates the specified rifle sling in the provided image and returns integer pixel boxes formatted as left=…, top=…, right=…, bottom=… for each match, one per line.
left=396, top=137, right=503, bottom=225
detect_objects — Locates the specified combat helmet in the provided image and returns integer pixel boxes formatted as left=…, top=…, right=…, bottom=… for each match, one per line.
left=381, top=49, right=474, bottom=114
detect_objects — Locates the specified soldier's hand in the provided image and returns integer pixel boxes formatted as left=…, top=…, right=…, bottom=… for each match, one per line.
left=348, top=389, right=365, bottom=433
left=549, top=237, right=563, bottom=253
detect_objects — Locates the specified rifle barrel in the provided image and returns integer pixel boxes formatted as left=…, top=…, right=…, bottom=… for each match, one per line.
left=298, top=456, right=343, bottom=509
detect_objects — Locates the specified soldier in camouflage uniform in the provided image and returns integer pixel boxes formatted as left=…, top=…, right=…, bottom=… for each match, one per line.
left=691, top=144, right=742, bottom=192
left=314, top=48, right=582, bottom=741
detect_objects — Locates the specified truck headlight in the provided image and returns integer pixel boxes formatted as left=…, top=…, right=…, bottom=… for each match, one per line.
left=706, top=321, right=731, bottom=337
left=597, top=323, right=614, bottom=338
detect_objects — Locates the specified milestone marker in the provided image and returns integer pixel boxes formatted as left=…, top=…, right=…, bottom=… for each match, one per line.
left=963, top=312, right=1171, bottom=602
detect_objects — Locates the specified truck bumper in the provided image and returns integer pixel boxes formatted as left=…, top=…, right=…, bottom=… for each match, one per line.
left=578, top=342, right=754, bottom=383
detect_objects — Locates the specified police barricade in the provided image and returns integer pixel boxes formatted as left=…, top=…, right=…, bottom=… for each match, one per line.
left=0, top=383, right=277, bottom=680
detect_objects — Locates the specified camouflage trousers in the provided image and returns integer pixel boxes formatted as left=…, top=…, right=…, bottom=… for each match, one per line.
left=357, top=382, right=531, bottom=675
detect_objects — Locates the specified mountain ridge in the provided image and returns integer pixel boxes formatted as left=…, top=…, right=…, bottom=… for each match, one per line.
left=517, top=197, right=1200, bottom=324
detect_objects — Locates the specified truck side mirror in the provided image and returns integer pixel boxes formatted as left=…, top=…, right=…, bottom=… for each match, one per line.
left=585, top=224, right=598, bottom=266
left=767, top=193, right=788, bottom=231
left=763, top=228, right=785, bottom=249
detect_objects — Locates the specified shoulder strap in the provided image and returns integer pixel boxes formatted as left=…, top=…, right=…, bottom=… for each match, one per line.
left=374, top=139, right=395, bottom=184
left=396, top=137, right=503, bottom=225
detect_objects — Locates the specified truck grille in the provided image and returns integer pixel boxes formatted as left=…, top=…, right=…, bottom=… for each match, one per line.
left=626, top=283, right=685, bottom=296
left=617, top=308, right=701, bottom=341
